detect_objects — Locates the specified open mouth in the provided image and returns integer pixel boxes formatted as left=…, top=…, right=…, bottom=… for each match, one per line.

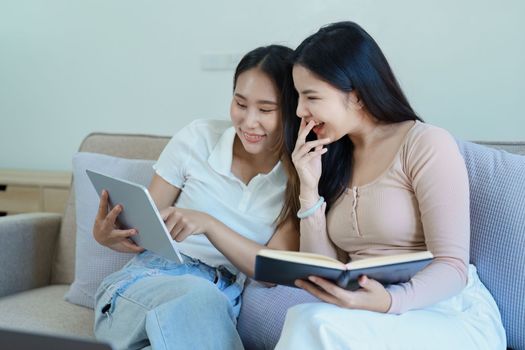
left=243, top=131, right=266, bottom=143
left=312, top=121, right=325, bottom=134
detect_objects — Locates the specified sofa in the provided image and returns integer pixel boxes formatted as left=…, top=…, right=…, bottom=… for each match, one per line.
left=0, top=132, right=523, bottom=349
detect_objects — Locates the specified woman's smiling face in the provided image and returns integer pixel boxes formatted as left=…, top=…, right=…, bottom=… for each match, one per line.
left=230, top=68, right=281, bottom=156
left=292, top=64, right=364, bottom=142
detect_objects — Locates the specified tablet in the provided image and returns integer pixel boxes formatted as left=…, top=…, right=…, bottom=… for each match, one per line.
left=86, top=169, right=183, bottom=263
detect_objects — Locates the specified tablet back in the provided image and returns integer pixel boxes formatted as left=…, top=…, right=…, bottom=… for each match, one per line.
left=86, top=169, right=182, bottom=263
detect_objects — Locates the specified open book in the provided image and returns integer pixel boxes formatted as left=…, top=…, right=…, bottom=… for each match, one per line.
left=254, top=249, right=433, bottom=290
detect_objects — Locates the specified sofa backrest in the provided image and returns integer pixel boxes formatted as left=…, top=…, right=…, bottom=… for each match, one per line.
left=457, top=140, right=525, bottom=350
left=473, top=141, right=525, bottom=156
left=51, top=133, right=170, bottom=284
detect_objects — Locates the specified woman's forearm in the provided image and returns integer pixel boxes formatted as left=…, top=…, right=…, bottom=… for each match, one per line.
left=203, top=217, right=268, bottom=277
left=297, top=192, right=338, bottom=259
left=204, top=215, right=299, bottom=277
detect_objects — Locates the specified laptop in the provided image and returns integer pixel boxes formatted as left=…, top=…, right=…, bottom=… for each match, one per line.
left=86, top=169, right=183, bottom=263
left=0, top=328, right=113, bottom=350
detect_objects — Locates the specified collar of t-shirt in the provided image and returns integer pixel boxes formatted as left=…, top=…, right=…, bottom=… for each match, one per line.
left=207, top=126, right=285, bottom=188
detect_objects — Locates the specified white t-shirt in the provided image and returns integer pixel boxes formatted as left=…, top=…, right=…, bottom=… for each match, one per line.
left=153, top=119, right=287, bottom=273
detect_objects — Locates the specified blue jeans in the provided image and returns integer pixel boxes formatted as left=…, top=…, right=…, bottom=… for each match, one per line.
left=94, top=251, right=244, bottom=350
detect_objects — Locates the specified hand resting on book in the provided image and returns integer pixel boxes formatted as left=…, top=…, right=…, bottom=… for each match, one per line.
left=295, top=275, right=392, bottom=313
left=254, top=249, right=433, bottom=313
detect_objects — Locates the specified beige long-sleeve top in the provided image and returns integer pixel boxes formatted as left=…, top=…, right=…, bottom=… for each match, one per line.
left=303, top=121, right=470, bottom=314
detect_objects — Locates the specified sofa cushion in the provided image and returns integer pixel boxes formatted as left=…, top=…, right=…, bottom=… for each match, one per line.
left=457, top=140, right=525, bottom=350
left=65, top=152, right=155, bottom=308
left=0, top=285, right=94, bottom=338
left=51, top=133, right=169, bottom=285
left=238, top=281, right=319, bottom=349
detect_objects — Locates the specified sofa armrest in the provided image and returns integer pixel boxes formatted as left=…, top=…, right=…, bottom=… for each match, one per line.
left=0, top=213, right=62, bottom=298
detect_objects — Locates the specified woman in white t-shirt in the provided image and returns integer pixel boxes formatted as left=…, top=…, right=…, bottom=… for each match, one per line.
left=92, top=45, right=298, bottom=350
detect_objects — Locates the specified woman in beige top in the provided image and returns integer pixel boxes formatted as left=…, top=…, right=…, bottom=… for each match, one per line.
left=276, top=21, right=506, bottom=349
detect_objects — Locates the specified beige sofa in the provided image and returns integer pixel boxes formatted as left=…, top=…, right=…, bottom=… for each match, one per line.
left=0, top=132, right=524, bottom=349
left=0, top=133, right=170, bottom=338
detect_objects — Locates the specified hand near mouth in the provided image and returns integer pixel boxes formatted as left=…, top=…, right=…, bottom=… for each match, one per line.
left=292, top=119, right=331, bottom=200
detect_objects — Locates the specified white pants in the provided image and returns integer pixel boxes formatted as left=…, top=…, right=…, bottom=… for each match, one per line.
left=276, top=265, right=506, bottom=350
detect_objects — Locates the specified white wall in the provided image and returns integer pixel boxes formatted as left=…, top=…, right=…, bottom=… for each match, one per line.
left=1, top=0, right=523, bottom=171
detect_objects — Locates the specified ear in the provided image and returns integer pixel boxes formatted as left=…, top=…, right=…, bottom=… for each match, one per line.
left=347, top=91, right=364, bottom=110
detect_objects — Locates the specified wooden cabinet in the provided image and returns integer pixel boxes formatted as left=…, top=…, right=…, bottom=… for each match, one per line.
left=0, top=169, right=72, bottom=216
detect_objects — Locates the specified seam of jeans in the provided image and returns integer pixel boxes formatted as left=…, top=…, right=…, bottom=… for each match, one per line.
left=116, top=292, right=151, bottom=311
left=152, top=308, right=169, bottom=350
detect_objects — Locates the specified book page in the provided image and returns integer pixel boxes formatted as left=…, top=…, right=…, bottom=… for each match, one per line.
left=257, top=249, right=346, bottom=270
left=345, top=251, right=433, bottom=270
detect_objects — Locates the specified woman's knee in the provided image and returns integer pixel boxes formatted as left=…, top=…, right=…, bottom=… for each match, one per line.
left=286, top=303, right=336, bottom=323
left=284, top=303, right=371, bottom=335
left=118, top=274, right=215, bottom=307
left=181, top=276, right=233, bottom=311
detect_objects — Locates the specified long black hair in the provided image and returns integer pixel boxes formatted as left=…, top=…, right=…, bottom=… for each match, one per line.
left=284, top=21, right=422, bottom=212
